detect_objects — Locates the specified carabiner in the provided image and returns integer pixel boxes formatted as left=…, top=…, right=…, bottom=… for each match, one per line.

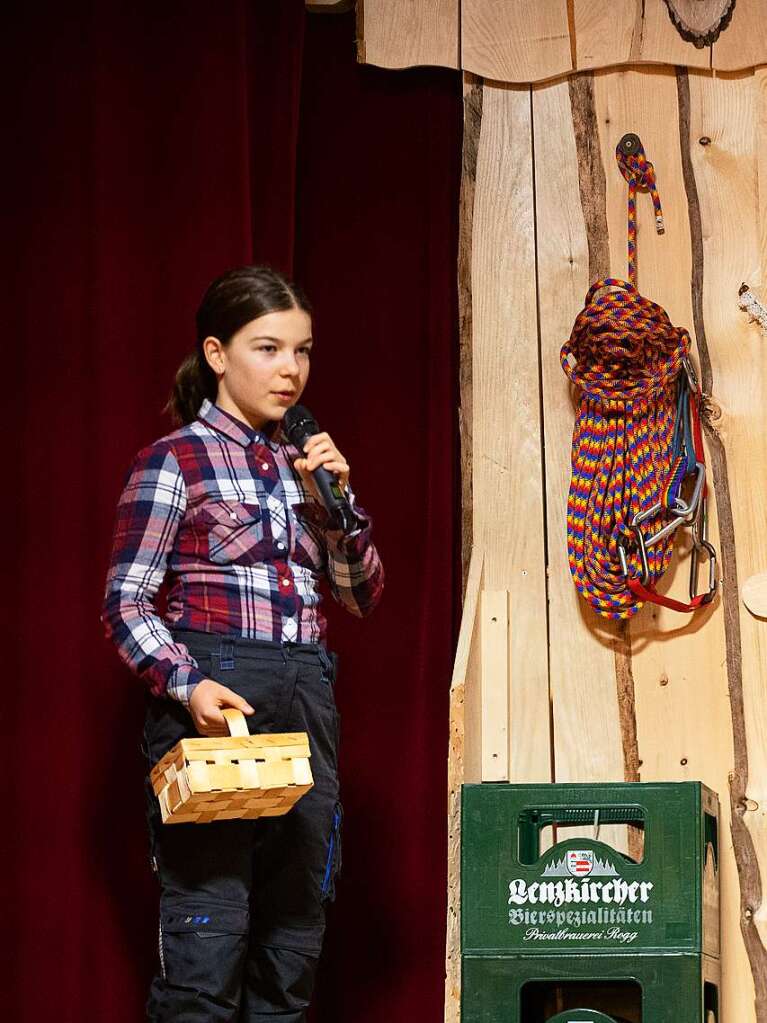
left=690, top=497, right=718, bottom=604
left=630, top=460, right=705, bottom=550
left=689, top=539, right=717, bottom=604
left=632, top=504, right=689, bottom=550
left=682, top=355, right=699, bottom=393
left=629, top=525, right=652, bottom=586
left=618, top=535, right=644, bottom=583
left=672, top=461, right=706, bottom=521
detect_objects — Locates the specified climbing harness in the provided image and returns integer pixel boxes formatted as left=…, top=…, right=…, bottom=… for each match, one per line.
left=561, top=133, right=718, bottom=619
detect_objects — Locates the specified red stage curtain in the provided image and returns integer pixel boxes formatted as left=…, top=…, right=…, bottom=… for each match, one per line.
left=8, top=4, right=461, bottom=1021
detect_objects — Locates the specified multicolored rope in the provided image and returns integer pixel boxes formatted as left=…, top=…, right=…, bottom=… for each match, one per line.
left=615, top=134, right=665, bottom=288
left=561, top=138, right=716, bottom=618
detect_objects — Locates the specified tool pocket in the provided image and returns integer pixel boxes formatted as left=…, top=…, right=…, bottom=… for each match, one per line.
left=158, top=900, right=249, bottom=1002
left=202, top=499, right=265, bottom=565
left=320, top=801, right=344, bottom=903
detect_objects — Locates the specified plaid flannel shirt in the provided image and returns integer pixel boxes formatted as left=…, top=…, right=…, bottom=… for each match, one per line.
left=101, top=398, right=384, bottom=705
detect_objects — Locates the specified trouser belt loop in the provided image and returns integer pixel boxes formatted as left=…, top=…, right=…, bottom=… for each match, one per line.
left=219, top=638, right=235, bottom=671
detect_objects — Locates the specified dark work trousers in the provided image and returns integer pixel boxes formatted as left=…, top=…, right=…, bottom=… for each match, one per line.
left=140, top=628, right=342, bottom=1023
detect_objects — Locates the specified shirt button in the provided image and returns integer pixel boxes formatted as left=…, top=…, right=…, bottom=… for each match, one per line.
left=261, top=462, right=270, bottom=471
left=229, top=512, right=238, bottom=520
left=281, top=578, right=291, bottom=587
left=276, top=542, right=286, bottom=550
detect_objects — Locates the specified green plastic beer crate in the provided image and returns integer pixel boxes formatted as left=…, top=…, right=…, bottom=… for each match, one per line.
left=461, top=782, right=719, bottom=958
left=462, top=951, right=720, bottom=1023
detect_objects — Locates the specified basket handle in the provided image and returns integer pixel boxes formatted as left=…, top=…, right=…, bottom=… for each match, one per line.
left=222, top=708, right=249, bottom=737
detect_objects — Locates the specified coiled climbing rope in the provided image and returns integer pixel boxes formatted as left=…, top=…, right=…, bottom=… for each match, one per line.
left=561, top=135, right=716, bottom=618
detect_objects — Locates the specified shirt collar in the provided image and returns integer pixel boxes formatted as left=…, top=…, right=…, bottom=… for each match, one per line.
left=197, top=398, right=284, bottom=452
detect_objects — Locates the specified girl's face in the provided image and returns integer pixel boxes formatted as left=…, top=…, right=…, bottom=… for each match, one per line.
left=204, top=307, right=313, bottom=430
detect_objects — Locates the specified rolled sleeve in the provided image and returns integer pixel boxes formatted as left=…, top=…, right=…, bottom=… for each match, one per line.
left=294, top=483, right=384, bottom=617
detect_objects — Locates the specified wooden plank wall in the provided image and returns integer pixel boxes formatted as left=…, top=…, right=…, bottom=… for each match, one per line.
left=358, top=0, right=767, bottom=79
left=445, top=63, right=767, bottom=1023
left=353, top=3, right=767, bottom=1021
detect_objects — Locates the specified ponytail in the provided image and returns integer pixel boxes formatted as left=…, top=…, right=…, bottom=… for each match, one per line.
left=163, top=349, right=218, bottom=426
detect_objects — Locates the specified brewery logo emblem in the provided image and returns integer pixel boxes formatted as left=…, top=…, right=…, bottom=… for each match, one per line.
left=542, top=853, right=618, bottom=878
left=566, top=850, right=594, bottom=876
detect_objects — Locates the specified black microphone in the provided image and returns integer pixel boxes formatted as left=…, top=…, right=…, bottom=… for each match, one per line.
left=282, top=404, right=359, bottom=534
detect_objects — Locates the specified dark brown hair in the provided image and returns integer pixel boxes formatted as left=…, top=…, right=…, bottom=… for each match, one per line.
left=164, top=265, right=313, bottom=425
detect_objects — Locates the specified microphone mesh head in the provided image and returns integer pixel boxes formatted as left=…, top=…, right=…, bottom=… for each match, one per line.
left=282, top=404, right=318, bottom=447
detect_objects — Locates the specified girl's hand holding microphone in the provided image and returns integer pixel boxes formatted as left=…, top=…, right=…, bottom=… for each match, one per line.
left=292, top=431, right=350, bottom=497
left=189, top=679, right=255, bottom=737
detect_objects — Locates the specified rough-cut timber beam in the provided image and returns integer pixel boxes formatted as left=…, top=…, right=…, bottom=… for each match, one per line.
left=358, top=0, right=767, bottom=79
left=305, top=0, right=355, bottom=12
left=459, top=73, right=482, bottom=593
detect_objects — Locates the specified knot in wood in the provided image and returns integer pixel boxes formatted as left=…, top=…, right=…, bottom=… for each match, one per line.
left=702, top=397, right=722, bottom=422
left=663, top=1, right=737, bottom=48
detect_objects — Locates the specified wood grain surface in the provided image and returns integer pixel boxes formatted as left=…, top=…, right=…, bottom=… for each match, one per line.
left=461, top=0, right=572, bottom=82
left=471, top=79, right=551, bottom=784
left=354, top=0, right=459, bottom=69
left=358, top=0, right=767, bottom=79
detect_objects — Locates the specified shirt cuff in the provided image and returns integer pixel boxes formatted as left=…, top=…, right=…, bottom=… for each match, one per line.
left=165, top=663, right=209, bottom=707
left=293, top=496, right=372, bottom=549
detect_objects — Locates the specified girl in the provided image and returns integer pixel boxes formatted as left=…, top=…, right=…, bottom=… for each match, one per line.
left=102, top=265, right=384, bottom=1022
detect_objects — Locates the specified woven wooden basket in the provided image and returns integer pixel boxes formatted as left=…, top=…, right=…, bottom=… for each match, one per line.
left=149, top=709, right=314, bottom=824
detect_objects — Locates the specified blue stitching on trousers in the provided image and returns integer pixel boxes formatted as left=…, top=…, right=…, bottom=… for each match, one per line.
left=321, top=805, right=342, bottom=898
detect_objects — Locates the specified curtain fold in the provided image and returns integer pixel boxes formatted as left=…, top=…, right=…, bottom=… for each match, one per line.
left=9, top=4, right=461, bottom=1021
left=296, top=19, right=462, bottom=1021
